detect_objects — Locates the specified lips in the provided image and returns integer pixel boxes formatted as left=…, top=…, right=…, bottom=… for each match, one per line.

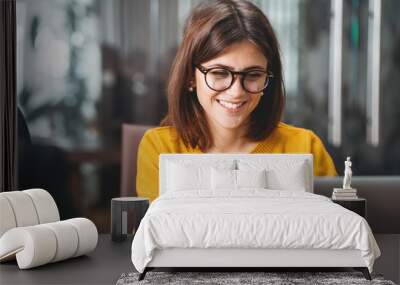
left=216, top=99, right=247, bottom=112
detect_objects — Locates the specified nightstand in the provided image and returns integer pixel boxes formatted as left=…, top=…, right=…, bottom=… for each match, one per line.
left=332, top=198, right=366, bottom=218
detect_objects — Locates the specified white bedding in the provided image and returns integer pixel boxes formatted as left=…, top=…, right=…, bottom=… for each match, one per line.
left=131, top=190, right=380, bottom=273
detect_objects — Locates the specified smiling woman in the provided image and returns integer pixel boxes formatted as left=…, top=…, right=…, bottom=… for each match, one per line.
left=163, top=0, right=285, bottom=152
left=136, top=0, right=337, bottom=202
left=193, top=41, right=269, bottom=153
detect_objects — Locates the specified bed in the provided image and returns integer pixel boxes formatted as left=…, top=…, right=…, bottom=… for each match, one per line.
left=131, top=154, right=380, bottom=280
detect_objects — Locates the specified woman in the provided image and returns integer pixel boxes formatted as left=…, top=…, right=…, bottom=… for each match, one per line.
left=137, top=0, right=337, bottom=202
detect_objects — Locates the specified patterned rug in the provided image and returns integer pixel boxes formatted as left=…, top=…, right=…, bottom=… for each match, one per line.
left=116, top=271, right=396, bottom=285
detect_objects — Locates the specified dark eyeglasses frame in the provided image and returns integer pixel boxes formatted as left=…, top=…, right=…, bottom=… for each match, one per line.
left=196, top=64, right=274, bottom=94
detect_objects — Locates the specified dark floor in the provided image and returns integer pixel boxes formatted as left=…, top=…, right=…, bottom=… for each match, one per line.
left=0, top=234, right=398, bottom=284
left=374, top=234, right=400, bottom=284
left=84, top=207, right=400, bottom=284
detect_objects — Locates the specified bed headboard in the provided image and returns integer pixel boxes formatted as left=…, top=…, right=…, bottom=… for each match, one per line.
left=159, top=154, right=314, bottom=195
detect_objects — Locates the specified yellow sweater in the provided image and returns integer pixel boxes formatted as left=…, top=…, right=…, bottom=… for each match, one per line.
left=136, top=122, right=337, bottom=201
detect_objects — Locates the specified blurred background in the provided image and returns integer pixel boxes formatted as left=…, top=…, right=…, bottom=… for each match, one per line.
left=16, top=0, right=400, bottom=232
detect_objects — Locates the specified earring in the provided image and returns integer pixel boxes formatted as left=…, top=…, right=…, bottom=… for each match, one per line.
left=188, top=86, right=194, bottom=92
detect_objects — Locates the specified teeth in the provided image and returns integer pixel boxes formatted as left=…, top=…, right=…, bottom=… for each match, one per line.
left=218, top=99, right=245, bottom=110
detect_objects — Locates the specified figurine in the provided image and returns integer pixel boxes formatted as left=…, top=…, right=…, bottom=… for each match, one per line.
left=343, top=157, right=352, bottom=189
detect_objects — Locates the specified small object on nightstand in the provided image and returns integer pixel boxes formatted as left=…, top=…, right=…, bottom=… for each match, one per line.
left=332, top=157, right=358, bottom=200
left=343, top=156, right=353, bottom=189
left=332, top=198, right=367, bottom=218
left=111, top=197, right=149, bottom=242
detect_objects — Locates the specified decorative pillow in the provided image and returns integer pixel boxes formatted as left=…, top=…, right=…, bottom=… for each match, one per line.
left=238, top=160, right=309, bottom=191
left=167, top=160, right=235, bottom=191
left=211, top=168, right=267, bottom=190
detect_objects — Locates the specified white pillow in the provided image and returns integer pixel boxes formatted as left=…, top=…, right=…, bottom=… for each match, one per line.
left=211, top=168, right=236, bottom=190
left=238, top=160, right=309, bottom=191
left=237, top=169, right=267, bottom=188
left=211, top=168, right=267, bottom=190
left=167, top=160, right=235, bottom=191
left=267, top=163, right=308, bottom=191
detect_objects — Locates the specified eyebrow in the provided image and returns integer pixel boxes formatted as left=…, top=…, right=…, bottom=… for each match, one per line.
left=205, top=63, right=267, bottom=71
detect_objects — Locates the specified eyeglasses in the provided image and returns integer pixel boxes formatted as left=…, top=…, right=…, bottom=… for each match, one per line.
left=196, top=65, right=273, bottom=94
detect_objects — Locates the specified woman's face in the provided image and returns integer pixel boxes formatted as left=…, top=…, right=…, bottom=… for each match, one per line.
left=194, top=40, right=268, bottom=132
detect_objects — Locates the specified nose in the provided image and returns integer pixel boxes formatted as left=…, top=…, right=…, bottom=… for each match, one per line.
left=225, top=75, right=246, bottom=98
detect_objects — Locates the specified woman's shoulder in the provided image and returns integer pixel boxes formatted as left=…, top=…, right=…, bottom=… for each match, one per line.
left=273, top=122, right=328, bottom=152
left=257, top=122, right=337, bottom=176
left=142, top=126, right=178, bottom=145
left=141, top=126, right=190, bottom=153
left=144, top=126, right=177, bottom=138
left=258, top=122, right=323, bottom=151
left=275, top=122, right=316, bottom=138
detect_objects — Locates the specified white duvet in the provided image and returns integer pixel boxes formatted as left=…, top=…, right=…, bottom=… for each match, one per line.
left=131, top=190, right=380, bottom=273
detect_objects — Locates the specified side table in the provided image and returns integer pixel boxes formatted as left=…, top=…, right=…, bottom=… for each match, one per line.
left=332, top=197, right=366, bottom=218
left=111, top=197, right=149, bottom=242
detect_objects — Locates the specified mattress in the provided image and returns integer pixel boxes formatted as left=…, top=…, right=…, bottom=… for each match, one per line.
left=131, top=190, right=380, bottom=273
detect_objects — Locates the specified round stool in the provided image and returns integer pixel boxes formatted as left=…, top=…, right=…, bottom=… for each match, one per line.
left=111, top=197, right=149, bottom=242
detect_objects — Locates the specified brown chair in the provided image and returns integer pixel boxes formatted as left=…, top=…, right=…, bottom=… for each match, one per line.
left=120, top=124, right=154, bottom=197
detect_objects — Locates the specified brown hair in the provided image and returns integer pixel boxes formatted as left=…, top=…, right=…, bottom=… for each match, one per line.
left=161, top=0, right=285, bottom=151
